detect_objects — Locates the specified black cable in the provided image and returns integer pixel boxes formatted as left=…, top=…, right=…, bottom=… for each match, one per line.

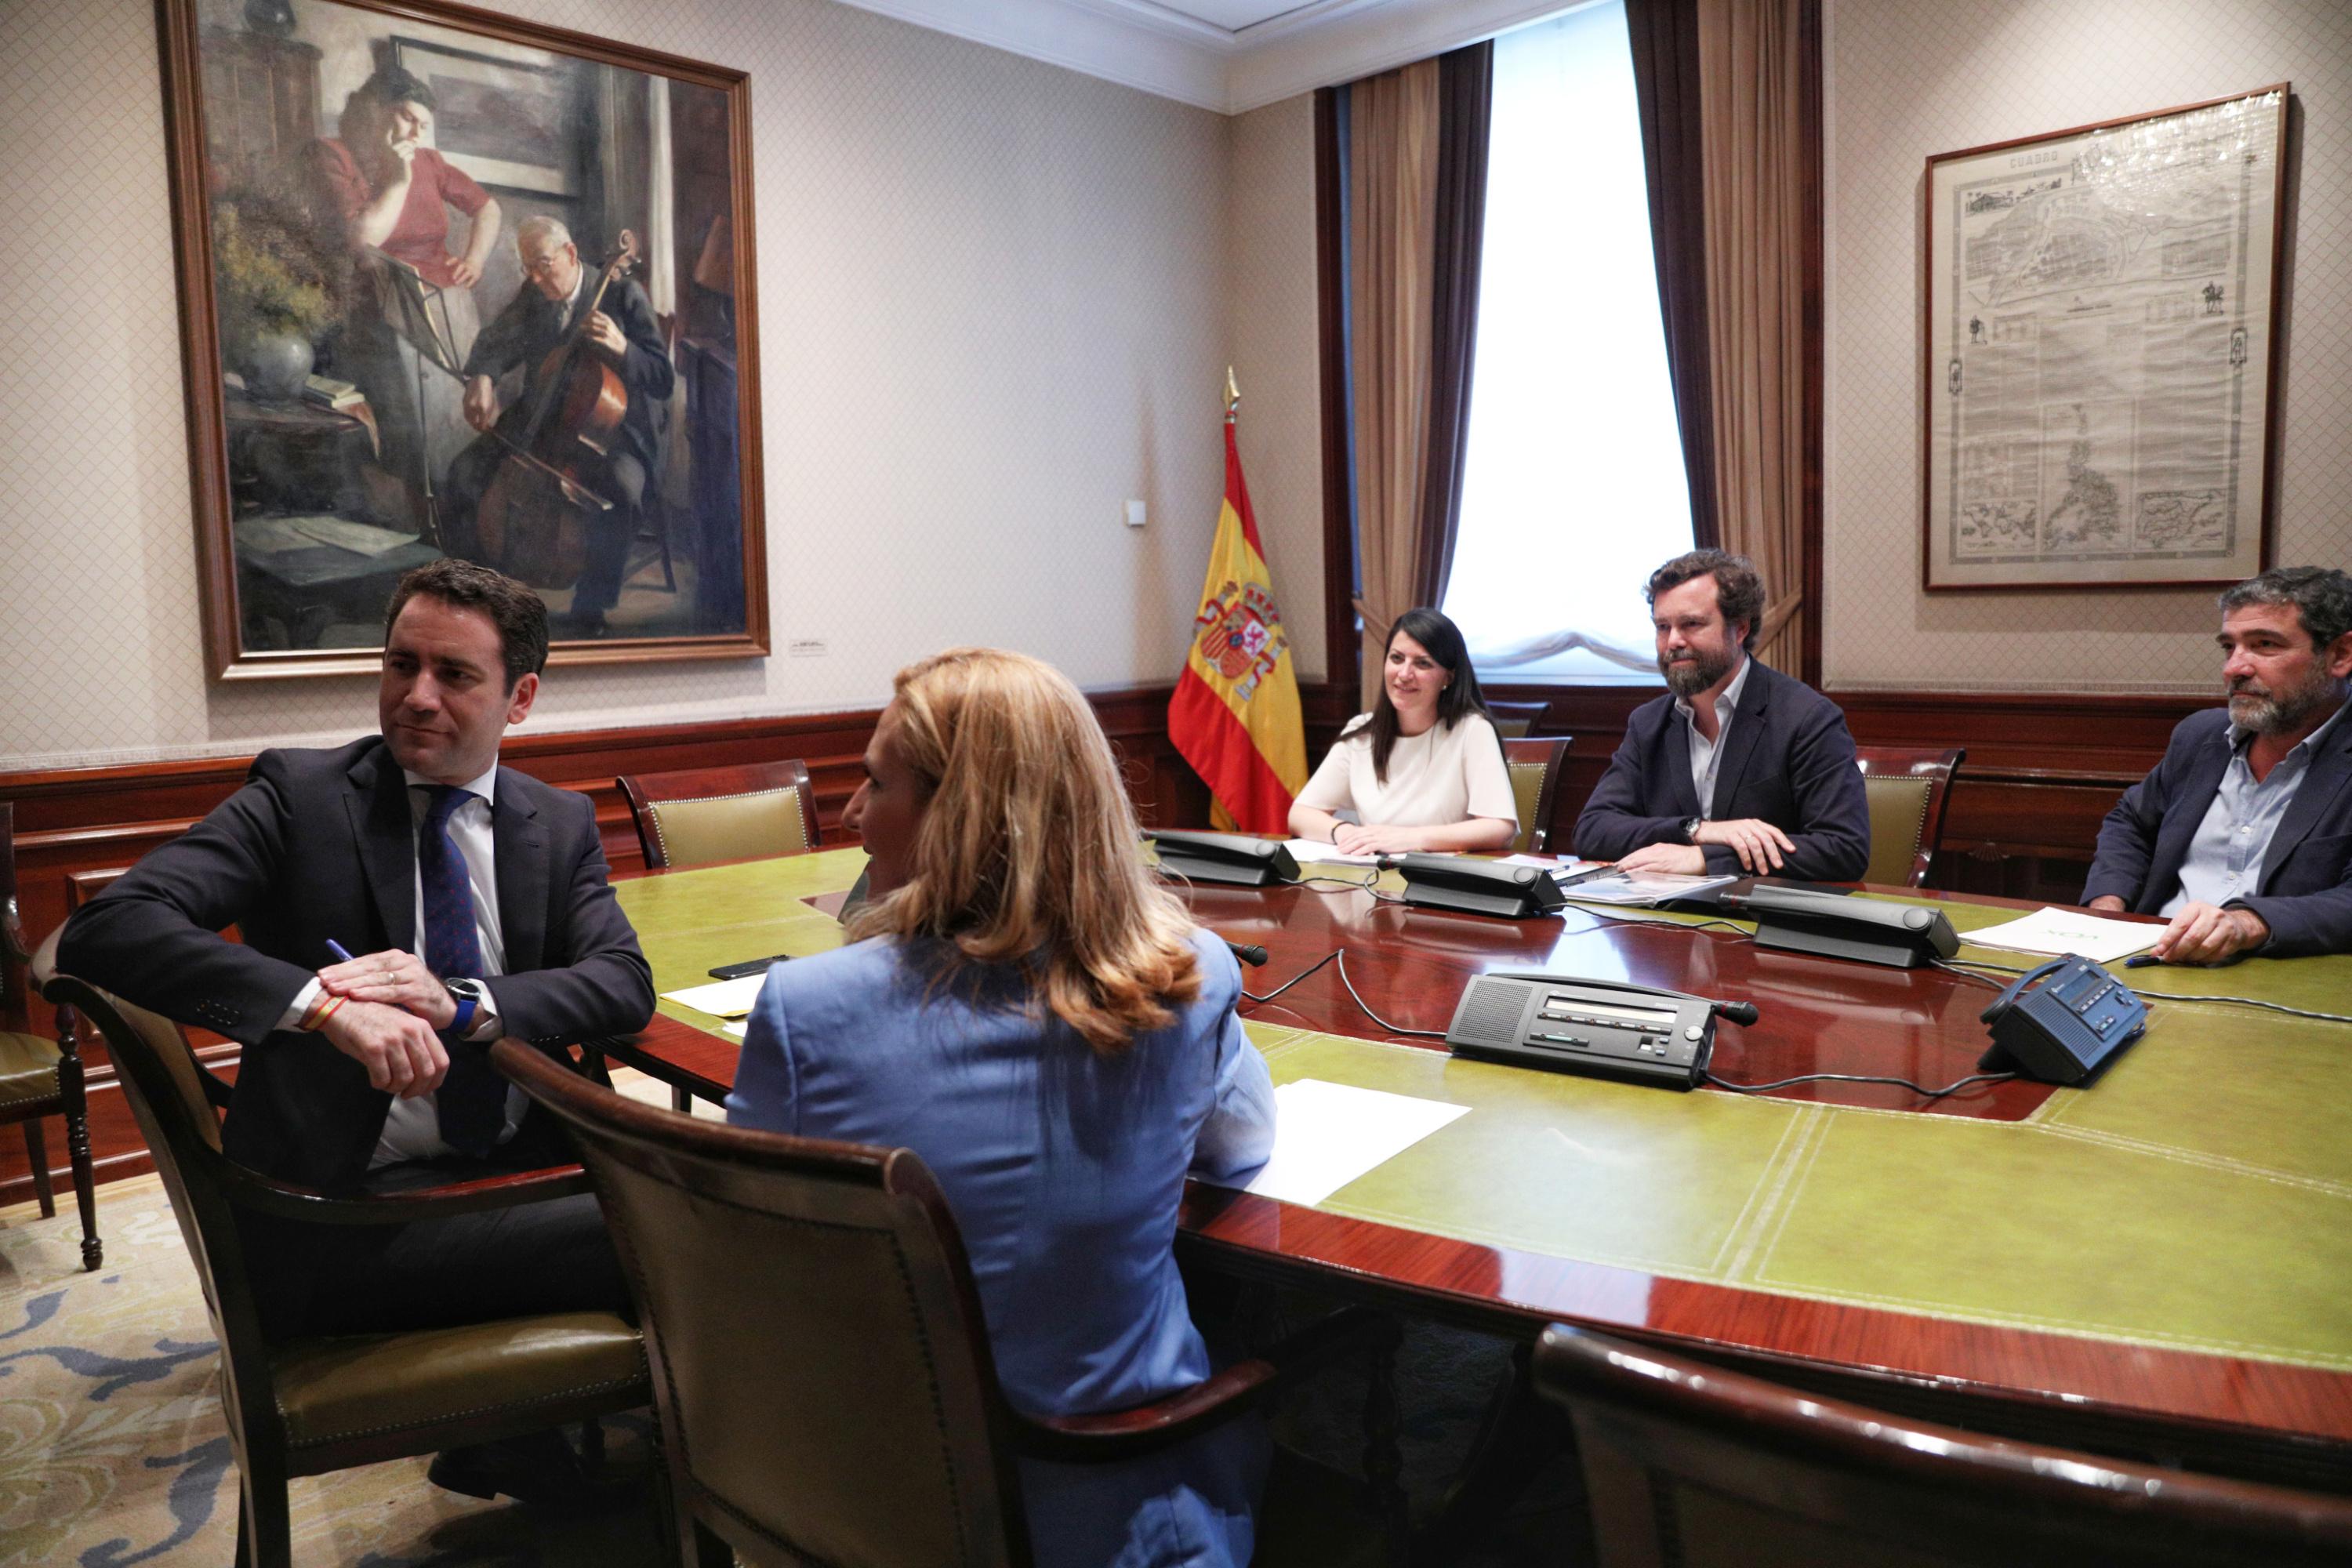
left=1706, top=1068, right=2016, bottom=1099
left=1240, top=949, right=1338, bottom=1005
left=1932, top=957, right=2011, bottom=989
left=1563, top=904, right=1753, bottom=938
left=1334, top=950, right=1447, bottom=1039
left=1300, top=872, right=1382, bottom=894
left=1940, top=956, right=2352, bottom=1025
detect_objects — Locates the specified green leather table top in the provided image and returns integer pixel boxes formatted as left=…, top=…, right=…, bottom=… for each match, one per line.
left=616, top=850, right=2352, bottom=1374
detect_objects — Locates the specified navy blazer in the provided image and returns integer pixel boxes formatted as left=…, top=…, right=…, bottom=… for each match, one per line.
left=58, top=736, right=655, bottom=1192
left=1573, top=659, right=1871, bottom=882
left=2084, top=703, right=2352, bottom=957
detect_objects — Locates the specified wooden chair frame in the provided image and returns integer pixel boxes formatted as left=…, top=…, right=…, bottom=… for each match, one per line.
left=0, top=802, right=99, bottom=1268
left=618, top=757, right=818, bottom=870
left=38, top=952, right=648, bottom=1568
left=1853, top=745, right=1965, bottom=887
left=1484, top=699, right=1554, bottom=739
left=495, top=1040, right=1405, bottom=1567
left=1534, top=1323, right=2352, bottom=1566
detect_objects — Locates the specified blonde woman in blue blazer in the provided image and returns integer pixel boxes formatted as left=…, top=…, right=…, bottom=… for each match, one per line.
left=727, top=647, right=1276, bottom=1568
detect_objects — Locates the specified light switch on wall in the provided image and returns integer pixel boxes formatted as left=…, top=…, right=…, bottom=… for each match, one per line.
left=1124, top=499, right=1147, bottom=528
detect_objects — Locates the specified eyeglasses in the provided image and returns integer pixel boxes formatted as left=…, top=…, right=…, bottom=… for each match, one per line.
left=520, top=249, right=573, bottom=276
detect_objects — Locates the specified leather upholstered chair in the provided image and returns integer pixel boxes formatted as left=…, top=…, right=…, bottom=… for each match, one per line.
left=0, top=802, right=100, bottom=1269
left=37, top=943, right=650, bottom=1568
left=1503, top=736, right=1571, bottom=856
left=619, top=759, right=818, bottom=871
left=1485, top=699, right=1553, bottom=739
left=1853, top=746, right=1965, bottom=887
left=494, top=1040, right=1406, bottom=1568
left=1532, top=1323, right=2352, bottom=1566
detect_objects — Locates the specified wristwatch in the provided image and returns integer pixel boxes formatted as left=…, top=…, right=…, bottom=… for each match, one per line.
left=1680, top=816, right=1704, bottom=844
left=443, top=978, right=488, bottom=1039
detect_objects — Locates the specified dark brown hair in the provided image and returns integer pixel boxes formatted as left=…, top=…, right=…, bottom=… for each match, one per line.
left=1367, top=608, right=1495, bottom=783
left=1646, top=549, right=1767, bottom=654
left=383, top=560, right=549, bottom=688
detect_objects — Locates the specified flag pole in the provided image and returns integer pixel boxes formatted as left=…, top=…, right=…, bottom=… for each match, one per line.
left=1225, top=365, right=1240, bottom=424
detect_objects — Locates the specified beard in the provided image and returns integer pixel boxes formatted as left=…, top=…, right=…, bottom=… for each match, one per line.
left=2227, top=668, right=2343, bottom=735
left=1661, top=645, right=1735, bottom=699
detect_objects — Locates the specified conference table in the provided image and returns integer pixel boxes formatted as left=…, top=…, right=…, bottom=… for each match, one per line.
left=603, top=845, right=2352, bottom=1491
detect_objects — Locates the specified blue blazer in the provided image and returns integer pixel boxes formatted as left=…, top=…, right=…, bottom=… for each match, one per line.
left=2085, top=705, right=2352, bottom=957
left=726, top=928, right=1276, bottom=1568
left=1572, top=660, right=1871, bottom=882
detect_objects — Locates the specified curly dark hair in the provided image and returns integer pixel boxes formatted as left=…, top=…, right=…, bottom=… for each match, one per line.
left=1646, top=549, right=1768, bottom=654
left=2219, top=566, right=2352, bottom=652
left=384, top=560, right=549, bottom=688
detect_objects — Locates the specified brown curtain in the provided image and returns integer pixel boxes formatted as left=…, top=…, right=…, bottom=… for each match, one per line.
left=1345, top=46, right=1494, bottom=710
left=1697, top=0, right=1809, bottom=671
left=1624, top=0, right=1720, bottom=551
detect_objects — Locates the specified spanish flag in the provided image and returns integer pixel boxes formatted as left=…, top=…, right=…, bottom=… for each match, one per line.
left=1169, top=386, right=1308, bottom=832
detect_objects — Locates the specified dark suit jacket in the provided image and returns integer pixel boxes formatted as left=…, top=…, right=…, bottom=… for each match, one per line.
left=58, top=736, right=655, bottom=1193
left=1573, top=659, right=1871, bottom=883
left=463, top=271, right=673, bottom=477
left=2083, top=704, right=2352, bottom=957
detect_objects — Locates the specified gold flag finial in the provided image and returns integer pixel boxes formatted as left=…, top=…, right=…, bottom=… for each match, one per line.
left=1225, top=366, right=1240, bottom=419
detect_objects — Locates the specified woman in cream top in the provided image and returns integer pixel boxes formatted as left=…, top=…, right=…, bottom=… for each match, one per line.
left=1289, top=608, right=1519, bottom=854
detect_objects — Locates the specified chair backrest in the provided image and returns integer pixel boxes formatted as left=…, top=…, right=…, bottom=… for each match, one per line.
left=1853, top=746, right=1964, bottom=887
left=36, top=945, right=280, bottom=1411
left=494, top=1040, right=1031, bottom=1568
left=619, top=759, right=818, bottom=871
left=1533, top=1324, right=2352, bottom=1567
left=1, top=803, right=26, bottom=1029
left=1503, top=736, right=1570, bottom=856
left=1485, top=699, right=1552, bottom=739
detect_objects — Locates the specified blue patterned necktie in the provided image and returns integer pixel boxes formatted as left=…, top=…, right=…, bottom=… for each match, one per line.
left=419, top=785, right=502, bottom=1158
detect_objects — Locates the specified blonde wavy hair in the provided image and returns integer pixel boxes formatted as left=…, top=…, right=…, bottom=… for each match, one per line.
left=846, top=648, right=1202, bottom=1052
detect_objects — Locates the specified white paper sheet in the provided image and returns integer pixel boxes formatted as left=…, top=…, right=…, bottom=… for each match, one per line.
left=724, top=1022, right=748, bottom=1039
left=1555, top=869, right=1737, bottom=906
left=660, top=974, right=771, bottom=1018
left=1961, top=907, right=2161, bottom=963
left=1201, top=1078, right=1471, bottom=1207
left=1284, top=840, right=1385, bottom=866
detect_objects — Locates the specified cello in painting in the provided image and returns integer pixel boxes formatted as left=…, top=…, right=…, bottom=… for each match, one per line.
left=472, top=229, right=643, bottom=589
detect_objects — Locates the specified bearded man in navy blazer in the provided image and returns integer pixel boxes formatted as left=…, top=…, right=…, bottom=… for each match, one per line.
left=2085, top=566, right=2352, bottom=962
left=1573, top=550, right=1870, bottom=883
left=58, top=559, right=653, bottom=1499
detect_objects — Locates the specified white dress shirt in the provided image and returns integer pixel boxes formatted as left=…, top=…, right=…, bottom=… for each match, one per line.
left=1675, top=655, right=1752, bottom=820
left=277, top=760, right=524, bottom=1166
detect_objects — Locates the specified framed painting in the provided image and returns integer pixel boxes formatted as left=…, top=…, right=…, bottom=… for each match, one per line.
left=1921, top=85, right=2288, bottom=592
left=158, top=0, right=768, bottom=677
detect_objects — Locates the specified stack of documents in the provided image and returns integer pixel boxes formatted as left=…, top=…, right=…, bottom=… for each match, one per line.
left=1548, top=860, right=1738, bottom=906
left=1959, top=907, right=2161, bottom=963
left=660, top=974, right=769, bottom=1018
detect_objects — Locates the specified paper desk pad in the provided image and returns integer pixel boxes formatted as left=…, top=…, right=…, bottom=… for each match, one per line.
left=614, top=851, right=2352, bottom=1373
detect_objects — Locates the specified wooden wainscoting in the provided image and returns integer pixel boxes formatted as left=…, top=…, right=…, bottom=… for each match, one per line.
left=0, top=686, right=1204, bottom=1208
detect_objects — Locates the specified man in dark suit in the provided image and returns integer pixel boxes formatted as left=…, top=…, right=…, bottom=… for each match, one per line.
left=58, top=559, right=654, bottom=1498
left=442, top=215, right=674, bottom=637
left=2085, top=566, right=2352, bottom=962
left=1573, top=550, right=1870, bottom=882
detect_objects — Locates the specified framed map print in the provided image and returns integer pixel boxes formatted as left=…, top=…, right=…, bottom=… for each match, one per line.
left=158, top=0, right=768, bottom=677
left=1922, top=85, right=2288, bottom=592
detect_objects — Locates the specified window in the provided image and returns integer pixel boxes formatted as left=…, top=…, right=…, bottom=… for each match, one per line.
left=1442, top=1, right=1692, bottom=684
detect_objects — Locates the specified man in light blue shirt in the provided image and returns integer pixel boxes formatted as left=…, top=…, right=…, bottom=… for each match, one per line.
left=2086, top=567, right=2352, bottom=961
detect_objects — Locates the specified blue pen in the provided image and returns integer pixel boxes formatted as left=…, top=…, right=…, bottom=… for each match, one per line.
left=326, top=940, right=355, bottom=964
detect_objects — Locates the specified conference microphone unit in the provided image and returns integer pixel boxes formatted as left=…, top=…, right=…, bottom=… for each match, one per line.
left=1722, top=884, right=1959, bottom=969
left=1388, top=854, right=1566, bottom=920
left=1144, top=830, right=1301, bottom=887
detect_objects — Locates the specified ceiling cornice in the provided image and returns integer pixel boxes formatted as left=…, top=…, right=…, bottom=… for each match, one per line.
left=833, top=0, right=1582, bottom=114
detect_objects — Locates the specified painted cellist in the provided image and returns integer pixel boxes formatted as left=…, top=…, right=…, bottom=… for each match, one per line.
left=442, top=216, right=673, bottom=638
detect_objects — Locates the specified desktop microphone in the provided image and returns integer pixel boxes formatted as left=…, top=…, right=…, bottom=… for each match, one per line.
left=1710, top=1000, right=1760, bottom=1026
left=1223, top=939, right=1269, bottom=967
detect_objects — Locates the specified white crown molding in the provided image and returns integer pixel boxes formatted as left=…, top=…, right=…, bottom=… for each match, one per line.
left=830, top=0, right=1232, bottom=110
left=834, top=0, right=1583, bottom=115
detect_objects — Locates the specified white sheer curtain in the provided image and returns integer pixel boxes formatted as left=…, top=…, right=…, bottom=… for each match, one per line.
left=1442, top=1, right=1693, bottom=683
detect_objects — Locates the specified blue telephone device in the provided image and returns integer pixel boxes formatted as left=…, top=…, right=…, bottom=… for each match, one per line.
left=1976, top=954, right=2147, bottom=1086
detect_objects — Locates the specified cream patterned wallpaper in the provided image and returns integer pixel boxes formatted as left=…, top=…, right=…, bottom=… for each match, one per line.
left=1228, top=93, right=1327, bottom=680
left=1824, top=0, right=2352, bottom=694
left=0, top=0, right=1236, bottom=769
